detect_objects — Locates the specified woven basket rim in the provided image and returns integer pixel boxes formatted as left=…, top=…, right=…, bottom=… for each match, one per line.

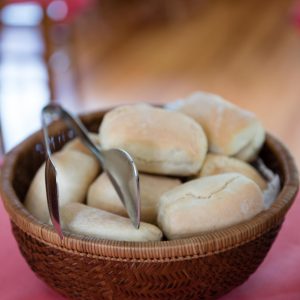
left=0, top=110, right=299, bottom=261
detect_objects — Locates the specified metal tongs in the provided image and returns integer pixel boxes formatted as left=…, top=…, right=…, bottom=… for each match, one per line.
left=42, top=103, right=141, bottom=239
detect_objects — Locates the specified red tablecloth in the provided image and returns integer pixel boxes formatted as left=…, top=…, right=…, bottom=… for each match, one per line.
left=0, top=193, right=299, bottom=300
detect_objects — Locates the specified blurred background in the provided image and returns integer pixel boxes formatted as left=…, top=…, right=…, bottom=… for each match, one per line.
left=0, top=0, right=300, bottom=165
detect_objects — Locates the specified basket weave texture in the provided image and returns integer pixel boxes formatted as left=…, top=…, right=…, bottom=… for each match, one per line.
left=1, top=111, right=299, bottom=300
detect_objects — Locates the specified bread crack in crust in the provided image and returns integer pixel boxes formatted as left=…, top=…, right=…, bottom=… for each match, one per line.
left=158, top=173, right=264, bottom=239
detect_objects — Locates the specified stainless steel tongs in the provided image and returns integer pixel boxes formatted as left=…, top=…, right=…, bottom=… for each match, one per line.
left=42, top=103, right=141, bottom=239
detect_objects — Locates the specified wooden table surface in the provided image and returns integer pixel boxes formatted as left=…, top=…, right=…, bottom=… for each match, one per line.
left=1, top=0, right=300, bottom=168
left=65, top=0, right=300, bottom=167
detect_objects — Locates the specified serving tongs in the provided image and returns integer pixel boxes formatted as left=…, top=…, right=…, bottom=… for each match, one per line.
left=42, top=103, right=141, bottom=239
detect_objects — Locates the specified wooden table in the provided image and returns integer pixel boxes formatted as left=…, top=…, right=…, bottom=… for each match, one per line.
left=1, top=0, right=300, bottom=168
left=66, top=0, right=300, bottom=167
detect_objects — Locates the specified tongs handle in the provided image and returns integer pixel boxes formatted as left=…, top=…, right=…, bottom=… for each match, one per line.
left=42, top=104, right=104, bottom=163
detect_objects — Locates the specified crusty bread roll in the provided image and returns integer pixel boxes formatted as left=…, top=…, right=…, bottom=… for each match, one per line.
left=157, top=173, right=264, bottom=240
left=233, top=121, right=265, bottom=161
left=61, top=203, right=163, bottom=242
left=99, top=104, right=208, bottom=176
left=87, top=173, right=181, bottom=224
left=167, top=92, right=265, bottom=159
left=25, top=150, right=100, bottom=223
left=62, top=133, right=100, bottom=156
left=199, top=154, right=267, bottom=190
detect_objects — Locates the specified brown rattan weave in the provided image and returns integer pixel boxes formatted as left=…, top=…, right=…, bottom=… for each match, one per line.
left=0, top=110, right=299, bottom=300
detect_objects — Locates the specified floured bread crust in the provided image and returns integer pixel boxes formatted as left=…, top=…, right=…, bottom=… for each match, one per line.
left=63, top=133, right=100, bottom=157
left=99, top=104, right=208, bottom=176
left=25, top=150, right=100, bottom=223
left=61, top=203, right=163, bottom=242
left=87, top=173, right=181, bottom=224
left=199, top=153, right=267, bottom=190
left=168, top=92, right=265, bottom=158
left=233, top=121, right=265, bottom=161
left=157, top=173, right=264, bottom=239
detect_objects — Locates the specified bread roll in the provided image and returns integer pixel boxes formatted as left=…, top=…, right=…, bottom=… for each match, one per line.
left=233, top=121, right=265, bottom=161
left=167, top=92, right=265, bottom=159
left=99, top=104, right=208, bottom=176
left=61, top=203, right=163, bottom=242
left=25, top=150, right=100, bottom=223
left=199, top=154, right=267, bottom=190
left=158, top=173, right=264, bottom=240
left=63, top=133, right=100, bottom=156
left=87, top=173, right=181, bottom=224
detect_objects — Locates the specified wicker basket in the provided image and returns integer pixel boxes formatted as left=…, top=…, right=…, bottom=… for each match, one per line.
left=0, top=110, right=299, bottom=300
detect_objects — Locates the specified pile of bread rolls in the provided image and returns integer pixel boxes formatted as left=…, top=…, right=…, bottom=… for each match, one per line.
left=25, top=92, right=276, bottom=242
